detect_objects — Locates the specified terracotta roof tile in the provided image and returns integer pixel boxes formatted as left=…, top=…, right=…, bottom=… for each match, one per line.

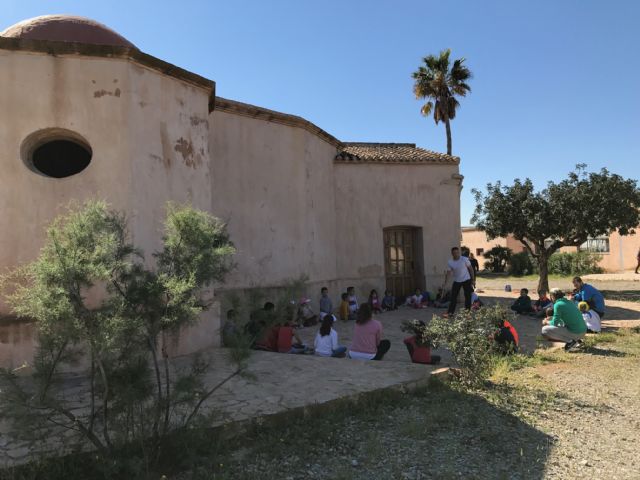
left=335, top=142, right=459, bottom=165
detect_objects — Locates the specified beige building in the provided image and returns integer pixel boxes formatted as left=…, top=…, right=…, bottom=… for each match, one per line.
left=462, top=227, right=639, bottom=272
left=0, top=15, right=463, bottom=368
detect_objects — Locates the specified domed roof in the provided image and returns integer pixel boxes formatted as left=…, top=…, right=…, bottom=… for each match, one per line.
left=0, top=15, right=136, bottom=48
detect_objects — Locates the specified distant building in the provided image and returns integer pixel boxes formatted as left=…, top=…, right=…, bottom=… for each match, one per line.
left=461, top=227, right=639, bottom=272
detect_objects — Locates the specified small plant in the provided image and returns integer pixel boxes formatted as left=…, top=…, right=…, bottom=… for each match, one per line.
left=401, top=319, right=439, bottom=348
left=429, top=305, right=513, bottom=386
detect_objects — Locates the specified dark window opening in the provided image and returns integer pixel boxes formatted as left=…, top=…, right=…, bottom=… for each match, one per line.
left=476, top=248, right=484, bottom=256
left=31, top=140, right=92, bottom=178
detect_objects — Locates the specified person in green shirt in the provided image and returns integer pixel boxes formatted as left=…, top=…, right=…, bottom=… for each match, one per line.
left=541, top=288, right=587, bottom=351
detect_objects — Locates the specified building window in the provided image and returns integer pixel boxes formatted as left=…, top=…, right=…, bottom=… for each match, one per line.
left=579, top=237, right=610, bottom=253
left=22, top=129, right=92, bottom=178
left=476, top=248, right=484, bottom=256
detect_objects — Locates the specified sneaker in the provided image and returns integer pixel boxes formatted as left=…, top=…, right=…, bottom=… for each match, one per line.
left=564, top=340, right=578, bottom=351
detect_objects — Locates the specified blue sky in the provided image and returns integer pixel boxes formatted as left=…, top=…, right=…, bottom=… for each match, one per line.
left=3, top=1, right=639, bottom=224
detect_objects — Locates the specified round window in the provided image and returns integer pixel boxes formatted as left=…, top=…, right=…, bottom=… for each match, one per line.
left=22, top=129, right=92, bottom=178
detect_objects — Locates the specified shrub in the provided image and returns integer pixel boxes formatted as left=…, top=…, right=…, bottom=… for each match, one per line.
left=401, top=319, right=439, bottom=348
left=429, top=305, right=513, bottom=386
left=508, top=251, right=535, bottom=275
left=0, top=200, right=241, bottom=471
left=547, top=251, right=603, bottom=275
left=483, top=246, right=512, bottom=273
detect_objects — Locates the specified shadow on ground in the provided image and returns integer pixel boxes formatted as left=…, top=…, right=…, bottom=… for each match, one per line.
left=186, top=381, right=554, bottom=480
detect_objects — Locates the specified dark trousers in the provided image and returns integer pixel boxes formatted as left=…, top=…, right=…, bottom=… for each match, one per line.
left=447, top=279, right=473, bottom=314
left=373, top=339, right=391, bottom=360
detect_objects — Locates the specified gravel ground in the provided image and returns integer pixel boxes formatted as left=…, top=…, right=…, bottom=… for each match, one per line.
left=177, top=329, right=640, bottom=480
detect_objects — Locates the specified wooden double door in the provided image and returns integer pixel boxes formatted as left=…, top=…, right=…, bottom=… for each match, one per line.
left=383, top=227, right=424, bottom=297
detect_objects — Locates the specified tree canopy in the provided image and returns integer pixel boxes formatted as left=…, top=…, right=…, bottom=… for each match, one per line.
left=472, top=166, right=640, bottom=291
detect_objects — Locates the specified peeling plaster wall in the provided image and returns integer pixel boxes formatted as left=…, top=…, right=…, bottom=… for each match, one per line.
left=209, top=110, right=339, bottom=291
left=0, top=50, right=217, bottom=367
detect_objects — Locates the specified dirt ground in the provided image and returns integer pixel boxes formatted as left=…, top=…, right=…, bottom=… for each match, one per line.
left=187, top=329, right=640, bottom=480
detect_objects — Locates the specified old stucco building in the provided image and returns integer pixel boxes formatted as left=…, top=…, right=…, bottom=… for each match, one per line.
left=0, top=15, right=463, bottom=368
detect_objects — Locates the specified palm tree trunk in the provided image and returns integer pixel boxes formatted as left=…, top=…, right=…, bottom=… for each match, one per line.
left=445, top=117, right=452, bottom=155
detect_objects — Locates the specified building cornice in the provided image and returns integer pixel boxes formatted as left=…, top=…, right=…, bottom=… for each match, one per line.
left=0, top=37, right=216, bottom=111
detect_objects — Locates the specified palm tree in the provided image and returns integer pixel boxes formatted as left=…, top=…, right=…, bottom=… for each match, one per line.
left=412, top=49, right=472, bottom=156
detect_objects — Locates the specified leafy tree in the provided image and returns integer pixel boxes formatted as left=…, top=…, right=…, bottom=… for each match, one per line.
left=0, top=200, right=241, bottom=470
left=472, top=166, right=640, bottom=291
left=412, top=48, right=472, bottom=155
left=483, top=246, right=512, bottom=273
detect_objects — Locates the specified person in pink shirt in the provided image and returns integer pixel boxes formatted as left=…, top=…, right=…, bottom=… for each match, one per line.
left=348, top=303, right=391, bottom=360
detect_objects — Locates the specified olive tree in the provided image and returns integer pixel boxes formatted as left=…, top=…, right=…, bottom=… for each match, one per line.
left=472, top=166, right=640, bottom=291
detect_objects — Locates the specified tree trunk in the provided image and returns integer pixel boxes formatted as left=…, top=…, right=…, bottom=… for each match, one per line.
left=445, top=118, right=452, bottom=155
left=537, top=254, right=550, bottom=293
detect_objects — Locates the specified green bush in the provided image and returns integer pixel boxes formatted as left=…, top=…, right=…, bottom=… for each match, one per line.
left=483, top=246, right=512, bottom=273
left=508, top=251, right=535, bottom=276
left=428, top=305, right=514, bottom=386
left=547, top=251, right=603, bottom=275
left=0, top=200, right=242, bottom=472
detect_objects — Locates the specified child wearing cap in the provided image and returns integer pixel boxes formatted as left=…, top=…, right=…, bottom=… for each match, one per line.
left=578, top=301, right=601, bottom=333
left=314, top=314, right=347, bottom=357
left=297, top=297, right=318, bottom=327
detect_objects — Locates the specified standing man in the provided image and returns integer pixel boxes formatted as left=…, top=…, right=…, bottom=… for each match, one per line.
left=469, top=253, right=480, bottom=275
left=443, top=247, right=475, bottom=317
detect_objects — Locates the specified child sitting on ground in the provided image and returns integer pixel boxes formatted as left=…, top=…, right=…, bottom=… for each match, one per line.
left=494, top=318, right=519, bottom=354
left=297, top=297, right=318, bottom=327
left=578, top=301, right=601, bottom=333
left=433, top=288, right=450, bottom=309
left=511, top=288, right=534, bottom=314
left=532, top=289, right=553, bottom=315
left=339, top=292, right=350, bottom=321
left=314, top=314, right=347, bottom=357
left=347, top=286, right=359, bottom=320
left=319, top=286, right=333, bottom=319
left=406, top=288, right=428, bottom=309
left=381, top=290, right=396, bottom=311
left=471, top=291, right=483, bottom=311
left=368, top=289, right=382, bottom=313
left=402, top=320, right=441, bottom=365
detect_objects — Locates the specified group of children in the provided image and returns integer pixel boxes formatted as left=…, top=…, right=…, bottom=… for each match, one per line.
left=511, top=287, right=601, bottom=333
left=403, top=287, right=482, bottom=311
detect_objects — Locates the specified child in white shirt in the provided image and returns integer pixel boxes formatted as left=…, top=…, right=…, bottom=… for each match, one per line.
left=314, top=314, right=347, bottom=357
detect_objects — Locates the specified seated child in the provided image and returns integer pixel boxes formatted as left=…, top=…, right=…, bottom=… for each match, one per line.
left=319, top=286, right=333, bottom=319
left=339, top=292, right=350, bottom=321
left=381, top=290, right=396, bottom=311
left=277, top=323, right=307, bottom=354
left=494, top=318, right=519, bottom=354
left=402, top=320, right=441, bottom=365
left=406, top=288, right=428, bottom=309
left=369, top=289, right=383, bottom=314
left=578, top=301, right=601, bottom=333
left=314, top=314, right=347, bottom=357
left=433, top=288, right=450, bottom=309
left=471, top=291, right=483, bottom=311
left=347, top=286, right=359, bottom=320
left=297, top=297, right=318, bottom=327
left=532, top=289, right=553, bottom=314
left=511, top=288, right=534, bottom=314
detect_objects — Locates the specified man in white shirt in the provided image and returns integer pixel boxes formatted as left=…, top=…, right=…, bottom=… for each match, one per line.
left=443, top=247, right=475, bottom=317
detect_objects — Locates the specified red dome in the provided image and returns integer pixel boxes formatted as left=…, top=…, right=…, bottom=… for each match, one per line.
left=1, top=15, right=136, bottom=48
